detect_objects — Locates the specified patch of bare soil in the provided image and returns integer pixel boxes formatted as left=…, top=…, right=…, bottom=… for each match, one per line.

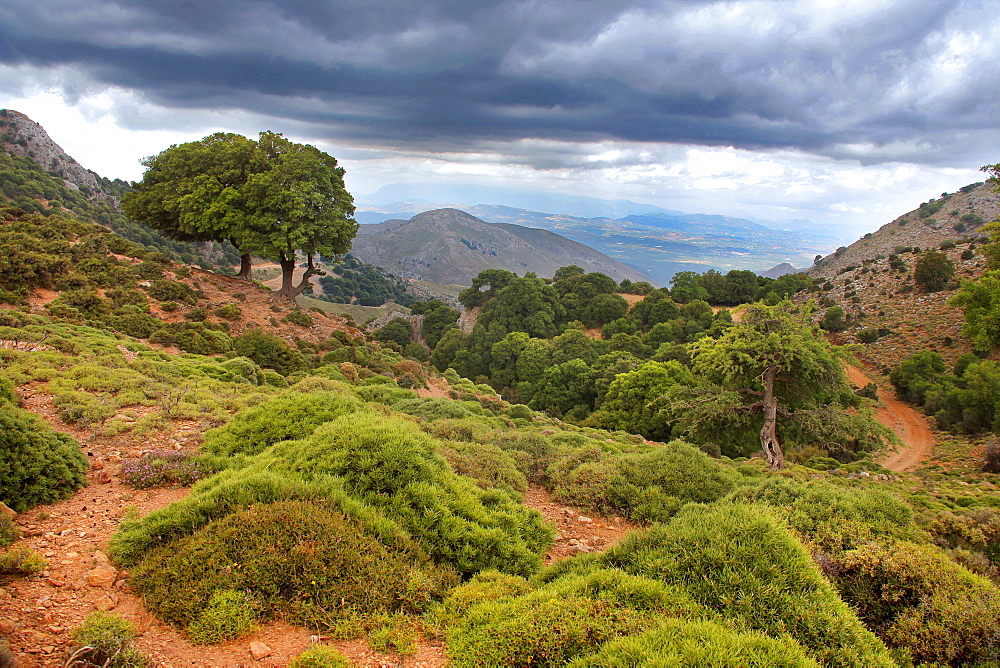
left=416, top=376, right=452, bottom=399
left=522, top=486, right=639, bottom=565
left=845, top=363, right=936, bottom=472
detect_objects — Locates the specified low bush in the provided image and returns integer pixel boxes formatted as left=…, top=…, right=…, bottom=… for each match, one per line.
left=121, top=452, right=212, bottom=489
left=201, top=391, right=363, bottom=457
left=600, top=503, right=894, bottom=665
left=570, top=618, right=817, bottom=666
left=0, top=406, right=88, bottom=511
left=551, top=440, right=740, bottom=521
left=283, top=309, right=313, bottom=327
left=0, top=515, right=19, bottom=549
left=129, top=501, right=453, bottom=630
left=69, top=611, right=151, bottom=667
left=233, top=329, right=306, bottom=375
left=835, top=540, right=1000, bottom=665
left=186, top=589, right=258, bottom=644
left=213, top=303, right=242, bottom=320
left=288, top=645, right=352, bottom=667
left=0, top=545, right=46, bottom=577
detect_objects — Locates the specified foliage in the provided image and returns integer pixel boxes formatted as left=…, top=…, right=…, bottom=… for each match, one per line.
left=596, top=361, right=695, bottom=441
left=820, top=305, right=847, bottom=332
left=600, top=503, right=894, bottom=665
left=0, top=405, right=88, bottom=511
left=569, top=618, right=817, bottom=667
left=283, top=308, right=313, bottom=327
left=412, top=299, right=460, bottom=348
left=121, top=451, right=212, bottom=489
left=913, top=250, right=955, bottom=292
left=550, top=440, right=740, bottom=521
left=233, top=328, right=306, bottom=375
left=129, top=500, right=453, bottom=631
left=186, top=589, right=259, bottom=644
left=201, top=390, right=362, bottom=457
left=676, top=301, right=891, bottom=465
left=446, top=568, right=704, bottom=667
left=288, top=645, right=352, bottom=667
left=122, top=131, right=357, bottom=299
left=374, top=317, right=413, bottom=347
left=0, top=141, right=238, bottom=268
left=0, top=545, right=46, bottom=577
left=317, top=254, right=413, bottom=306
left=0, top=514, right=18, bottom=549
left=69, top=612, right=151, bottom=667
left=950, top=270, right=1000, bottom=351
left=835, top=540, right=1000, bottom=665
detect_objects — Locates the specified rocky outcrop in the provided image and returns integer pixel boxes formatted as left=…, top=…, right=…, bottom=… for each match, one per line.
left=0, top=109, right=104, bottom=197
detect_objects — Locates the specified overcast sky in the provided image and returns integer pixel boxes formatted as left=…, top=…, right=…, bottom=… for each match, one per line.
left=1, top=0, right=997, bottom=233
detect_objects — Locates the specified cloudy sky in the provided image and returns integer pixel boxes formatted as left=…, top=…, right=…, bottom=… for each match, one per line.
left=1, top=0, right=997, bottom=233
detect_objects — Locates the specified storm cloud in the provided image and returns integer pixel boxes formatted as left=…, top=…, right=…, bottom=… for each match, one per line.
left=1, top=0, right=996, bottom=167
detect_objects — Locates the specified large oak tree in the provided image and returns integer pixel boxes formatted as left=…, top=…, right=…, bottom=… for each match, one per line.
left=122, top=131, right=356, bottom=300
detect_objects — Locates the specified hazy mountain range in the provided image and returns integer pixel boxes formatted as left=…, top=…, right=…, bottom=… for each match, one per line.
left=357, top=190, right=844, bottom=284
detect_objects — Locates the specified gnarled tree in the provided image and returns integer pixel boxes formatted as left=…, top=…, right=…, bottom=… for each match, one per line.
left=676, top=301, right=893, bottom=469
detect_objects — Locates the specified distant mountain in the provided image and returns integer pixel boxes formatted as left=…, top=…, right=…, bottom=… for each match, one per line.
left=760, top=263, right=803, bottom=278
left=351, top=208, right=648, bottom=286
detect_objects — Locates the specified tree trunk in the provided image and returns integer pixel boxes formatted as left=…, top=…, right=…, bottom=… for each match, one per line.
left=236, top=252, right=253, bottom=280
left=275, top=254, right=317, bottom=303
left=759, top=365, right=785, bottom=470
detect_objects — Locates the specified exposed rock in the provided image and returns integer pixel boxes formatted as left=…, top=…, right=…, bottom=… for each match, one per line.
left=0, top=502, right=15, bottom=519
left=86, top=567, right=117, bottom=588
left=249, top=641, right=272, bottom=661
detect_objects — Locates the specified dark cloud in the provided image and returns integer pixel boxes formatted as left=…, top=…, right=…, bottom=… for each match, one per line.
left=0, top=0, right=996, bottom=166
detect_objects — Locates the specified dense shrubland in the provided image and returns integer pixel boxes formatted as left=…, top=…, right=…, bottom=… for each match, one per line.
left=4, top=294, right=1000, bottom=663
left=0, top=146, right=240, bottom=269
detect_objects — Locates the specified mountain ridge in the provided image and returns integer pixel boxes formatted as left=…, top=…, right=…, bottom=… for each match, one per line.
left=352, top=207, right=649, bottom=285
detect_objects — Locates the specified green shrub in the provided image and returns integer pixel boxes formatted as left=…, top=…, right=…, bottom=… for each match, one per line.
left=569, top=618, right=817, bottom=667
left=184, top=306, right=208, bottom=322
left=288, top=645, right=352, bottom=667
left=145, top=279, right=197, bottom=304
left=0, top=406, right=88, bottom=511
left=728, top=478, right=914, bottom=553
left=283, top=309, right=313, bottom=327
left=552, top=440, right=739, bottom=520
left=0, top=545, right=46, bottom=576
left=0, top=375, right=16, bottom=405
left=187, top=589, right=258, bottom=644
left=835, top=541, right=1000, bottom=665
left=129, top=501, right=452, bottom=630
left=150, top=322, right=232, bottom=355
left=213, top=303, right=242, bottom=320
left=201, top=391, right=363, bottom=457
left=233, top=329, right=306, bottom=375
left=448, top=594, right=655, bottom=666
left=437, top=440, right=529, bottom=492
left=600, top=503, right=894, bottom=665
left=70, top=611, right=151, bottom=667
left=0, top=514, right=19, bottom=549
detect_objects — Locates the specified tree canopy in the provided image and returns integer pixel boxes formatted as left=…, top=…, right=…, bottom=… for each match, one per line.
left=122, top=131, right=357, bottom=300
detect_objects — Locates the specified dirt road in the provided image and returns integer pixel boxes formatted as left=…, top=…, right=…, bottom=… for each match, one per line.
left=845, top=364, right=935, bottom=472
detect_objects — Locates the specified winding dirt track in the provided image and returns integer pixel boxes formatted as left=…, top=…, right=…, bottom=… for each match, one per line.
left=845, top=364, right=935, bottom=472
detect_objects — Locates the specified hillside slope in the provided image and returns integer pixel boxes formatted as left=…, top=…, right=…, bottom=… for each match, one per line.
left=352, top=208, right=648, bottom=285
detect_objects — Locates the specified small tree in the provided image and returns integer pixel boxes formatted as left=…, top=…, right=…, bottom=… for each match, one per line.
left=820, top=306, right=847, bottom=332
left=914, top=251, right=955, bottom=293
left=677, top=302, right=892, bottom=469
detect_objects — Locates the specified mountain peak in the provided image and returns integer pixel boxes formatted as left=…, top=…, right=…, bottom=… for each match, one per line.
left=0, top=109, right=103, bottom=196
